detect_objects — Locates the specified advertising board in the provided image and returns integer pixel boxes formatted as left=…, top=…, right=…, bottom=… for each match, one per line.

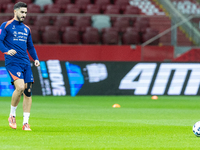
left=1, top=61, right=200, bottom=96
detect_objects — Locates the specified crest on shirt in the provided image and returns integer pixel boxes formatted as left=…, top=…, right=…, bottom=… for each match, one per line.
left=24, top=28, right=27, bottom=33
left=17, top=72, right=21, bottom=77
left=0, top=29, right=1, bottom=35
left=12, top=25, right=15, bottom=29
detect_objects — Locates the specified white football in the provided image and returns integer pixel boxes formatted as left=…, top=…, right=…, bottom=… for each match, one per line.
left=193, top=121, right=200, bottom=137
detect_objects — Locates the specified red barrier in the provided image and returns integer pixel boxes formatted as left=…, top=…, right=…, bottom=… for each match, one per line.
left=173, top=49, right=200, bottom=62
left=0, top=45, right=174, bottom=61
left=0, top=45, right=141, bottom=61
left=142, top=46, right=174, bottom=61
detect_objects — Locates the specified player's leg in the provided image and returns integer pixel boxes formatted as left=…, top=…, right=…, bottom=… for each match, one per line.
left=23, top=83, right=32, bottom=113
left=22, top=63, right=34, bottom=131
left=6, top=63, right=25, bottom=129
left=22, top=82, right=32, bottom=131
left=11, top=79, right=25, bottom=107
left=9, top=79, right=25, bottom=129
left=23, top=63, right=34, bottom=130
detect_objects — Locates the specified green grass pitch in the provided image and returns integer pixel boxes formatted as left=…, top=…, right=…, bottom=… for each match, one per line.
left=0, top=96, right=200, bottom=150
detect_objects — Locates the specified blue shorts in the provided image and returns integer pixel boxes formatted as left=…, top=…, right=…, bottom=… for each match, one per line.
left=6, top=63, right=34, bottom=84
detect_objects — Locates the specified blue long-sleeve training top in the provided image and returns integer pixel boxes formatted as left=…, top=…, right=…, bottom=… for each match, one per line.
left=0, top=18, right=39, bottom=66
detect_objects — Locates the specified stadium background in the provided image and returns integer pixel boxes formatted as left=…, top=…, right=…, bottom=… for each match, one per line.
left=1, top=0, right=200, bottom=97
left=1, top=0, right=200, bottom=149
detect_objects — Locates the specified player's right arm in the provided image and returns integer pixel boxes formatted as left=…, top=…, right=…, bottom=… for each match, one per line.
left=0, top=22, right=17, bottom=56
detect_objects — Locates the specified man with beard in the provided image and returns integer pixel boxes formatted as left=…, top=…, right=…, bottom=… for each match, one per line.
left=0, top=2, right=40, bottom=131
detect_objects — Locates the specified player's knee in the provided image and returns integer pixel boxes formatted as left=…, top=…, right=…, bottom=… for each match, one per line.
left=16, top=85, right=25, bottom=94
left=24, top=83, right=32, bottom=97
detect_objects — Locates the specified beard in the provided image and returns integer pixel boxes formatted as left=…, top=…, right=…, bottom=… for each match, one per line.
left=17, top=16, right=25, bottom=23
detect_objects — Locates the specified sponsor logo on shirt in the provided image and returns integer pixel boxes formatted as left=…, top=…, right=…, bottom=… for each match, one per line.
left=12, top=31, right=28, bottom=42
left=13, top=31, right=17, bottom=37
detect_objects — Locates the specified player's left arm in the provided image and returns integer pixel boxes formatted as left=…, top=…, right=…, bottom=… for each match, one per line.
left=27, top=30, right=40, bottom=67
